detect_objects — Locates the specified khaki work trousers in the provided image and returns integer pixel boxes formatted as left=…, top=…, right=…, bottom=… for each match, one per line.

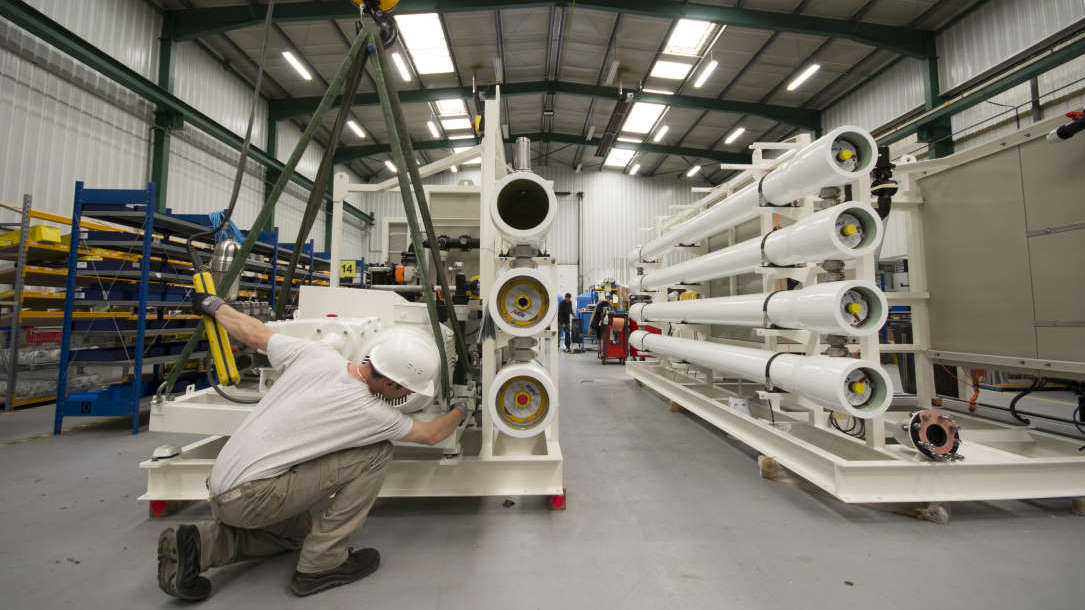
left=195, top=441, right=393, bottom=574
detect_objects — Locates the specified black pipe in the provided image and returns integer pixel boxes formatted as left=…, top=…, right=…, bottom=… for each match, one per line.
left=1008, top=377, right=1045, bottom=424
left=937, top=394, right=1085, bottom=427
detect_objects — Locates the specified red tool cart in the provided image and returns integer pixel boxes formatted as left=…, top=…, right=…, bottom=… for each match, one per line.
left=628, top=319, right=660, bottom=360
left=599, top=311, right=629, bottom=364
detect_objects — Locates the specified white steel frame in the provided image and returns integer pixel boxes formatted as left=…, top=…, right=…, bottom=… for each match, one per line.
left=140, top=93, right=563, bottom=502
left=627, top=128, right=1085, bottom=505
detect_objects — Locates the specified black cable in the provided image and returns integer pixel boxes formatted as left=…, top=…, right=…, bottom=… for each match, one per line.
left=1009, top=377, right=1044, bottom=425
left=186, top=0, right=276, bottom=271
left=207, top=368, right=260, bottom=404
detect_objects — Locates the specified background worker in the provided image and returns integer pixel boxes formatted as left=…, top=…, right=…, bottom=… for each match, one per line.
left=157, top=292, right=469, bottom=601
left=588, top=298, right=611, bottom=346
left=558, top=293, right=574, bottom=352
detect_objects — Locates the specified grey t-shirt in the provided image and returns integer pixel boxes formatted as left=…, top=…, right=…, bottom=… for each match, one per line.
left=208, top=333, right=413, bottom=495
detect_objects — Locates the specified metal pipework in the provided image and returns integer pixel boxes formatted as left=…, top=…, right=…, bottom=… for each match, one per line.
left=487, top=360, right=557, bottom=438
left=514, top=136, right=532, bottom=171
left=489, top=266, right=557, bottom=337
left=629, top=280, right=888, bottom=336
left=209, top=237, right=241, bottom=301
left=891, top=408, right=962, bottom=461
left=635, top=201, right=883, bottom=292
left=631, top=126, right=878, bottom=262
left=629, top=331, right=891, bottom=419
left=490, top=171, right=557, bottom=245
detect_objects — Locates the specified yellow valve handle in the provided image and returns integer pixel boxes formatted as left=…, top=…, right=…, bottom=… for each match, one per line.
left=193, top=271, right=240, bottom=385
left=837, top=149, right=854, bottom=161
left=850, top=382, right=867, bottom=394
left=845, top=302, right=862, bottom=314
left=842, top=224, right=859, bottom=236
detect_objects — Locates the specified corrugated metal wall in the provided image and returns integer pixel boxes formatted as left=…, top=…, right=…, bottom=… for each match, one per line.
left=822, top=58, right=926, bottom=133
left=26, top=0, right=159, bottom=79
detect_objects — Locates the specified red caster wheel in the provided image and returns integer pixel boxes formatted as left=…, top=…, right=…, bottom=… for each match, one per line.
left=149, top=500, right=169, bottom=517
left=548, top=489, right=567, bottom=511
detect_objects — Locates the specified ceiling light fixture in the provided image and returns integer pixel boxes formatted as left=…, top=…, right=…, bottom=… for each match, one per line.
left=427, top=121, right=440, bottom=138
left=685, top=164, right=702, bottom=178
left=391, top=52, right=412, bottom=82
left=450, top=164, right=458, bottom=173
left=642, top=88, right=674, bottom=95
left=385, top=160, right=397, bottom=173
left=724, top=127, right=745, bottom=145
left=653, top=125, right=669, bottom=143
left=693, top=59, right=718, bottom=88
left=347, top=120, right=365, bottom=138
left=787, top=64, right=821, bottom=91
left=629, top=163, right=641, bottom=176
left=604, top=60, right=620, bottom=86
left=281, top=51, right=312, bottom=81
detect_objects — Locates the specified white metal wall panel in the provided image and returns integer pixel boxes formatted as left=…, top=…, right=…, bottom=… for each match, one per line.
left=938, top=0, right=1085, bottom=91
left=0, top=35, right=151, bottom=224
left=822, top=58, right=926, bottom=132
left=173, top=41, right=268, bottom=148
left=27, top=0, right=160, bottom=80
left=276, top=120, right=326, bottom=181
left=165, top=127, right=266, bottom=229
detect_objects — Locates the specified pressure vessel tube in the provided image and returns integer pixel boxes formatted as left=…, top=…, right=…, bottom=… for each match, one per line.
left=490, top=171, right=557, bottom=245
left=634, top=201, right=883, bottom=292
left=629, top=331, right=891, bottom=418
left=629, top=280, right=887, bottom=336
left=631, top=126, right=878, bottom=262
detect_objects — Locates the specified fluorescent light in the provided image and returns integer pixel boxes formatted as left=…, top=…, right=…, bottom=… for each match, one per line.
left=450, top=164, right=458, bottom=173
left=642, top=88, right=674, bottom=95
left=575, top=163, right=583, bottom=173
left=448, top=134, right=474, bottom=140
left=385, top=160, right=397, bottom=173
left=685, top=164, right=702, bottom=178
left=493, top=57, right=503, bottom=83
left=653, top=125, right=669, bottom=143
left=664, top=19, right=715, bottom=57
left=391, top=52, right=412, bottom=82
left=441, top=117, right=473, bottom=131
left=616, top=136, right=642, bottom=143
left=586, top=125, right=596, bottom=140
left=435, top=98, right=467, bottom=116
left=650, top=60, right=693, bottom=80
left=621, top=102, right=666, bottom=134
left=426, top=121, right=440, bottom=138
left=724, top=127, right=745, bottom=145
left=604, top=60, right=620, bottom=86
left=787, top=63, right=820, bottom=91
left=502, top=123, right=510, bottom=139
left=395, top=13, right=455, bottom=74
left=603, top=148, right=636, bottom=168
left=281, top=51, right=311, bottom=81
left=347, top=120, right=365, bottom=138
left=629, top=163, right=641, bottom=176
left=693, top=59, right=718, bottom=88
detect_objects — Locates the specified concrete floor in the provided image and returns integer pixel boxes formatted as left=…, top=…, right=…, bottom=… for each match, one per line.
left=1, top=352, right=1084, bottom=609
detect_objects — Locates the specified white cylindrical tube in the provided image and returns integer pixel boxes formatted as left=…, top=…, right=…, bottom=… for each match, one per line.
left=629, top=280, right=887, bottom=336
left=635, top=201, right=883, bottom=291
left=490, top=171, right=556, bottom=245
left=488, top=360, right=557, bottom=438
left=629, top=331, right=890, bottom=418
left=632, top=126, right=878, bottom=262
left=489, top=266, right=557, bottom=337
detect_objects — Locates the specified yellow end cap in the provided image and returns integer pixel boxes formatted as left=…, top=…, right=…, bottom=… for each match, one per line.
left=842, top=224, right=859, bottom=236
left=850, top=382, right=867, bottom=394
left=846, top=303, right=862, bottom=314
left=837, top=149, right=854, bottom=161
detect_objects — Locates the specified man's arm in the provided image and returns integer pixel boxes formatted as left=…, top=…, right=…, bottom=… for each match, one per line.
left=399, top=408, right=465, bottom=446
left=212, top=304, right=274, bottom=352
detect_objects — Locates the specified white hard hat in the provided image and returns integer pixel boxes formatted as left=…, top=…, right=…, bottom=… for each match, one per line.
left=366, top=326, right=441, bottom=396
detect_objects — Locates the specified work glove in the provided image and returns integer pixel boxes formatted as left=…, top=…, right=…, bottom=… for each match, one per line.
left=451, top=400, right=473, bottom=423
left=192, top=292, right=226, bottom=318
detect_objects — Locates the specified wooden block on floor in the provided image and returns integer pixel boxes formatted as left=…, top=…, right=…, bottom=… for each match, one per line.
left=633, top=379, right=643, bottom=387
left=669, top=400, right=684, bottom=413
left=758, top=455, right=781, bottom=480
left=1072, top=497, right=1085, bottom=516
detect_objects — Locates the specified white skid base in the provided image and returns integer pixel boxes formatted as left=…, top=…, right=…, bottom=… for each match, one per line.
left=628, top=361, right=1085, bottom=504
left=139, top=433, right=563, bottom=502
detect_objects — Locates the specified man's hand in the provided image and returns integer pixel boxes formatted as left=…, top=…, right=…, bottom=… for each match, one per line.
left=192, top=292, right=226, bottom=318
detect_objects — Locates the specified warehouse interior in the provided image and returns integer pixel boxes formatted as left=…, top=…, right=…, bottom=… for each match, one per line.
left=1, top=0, right=1084, bottom=607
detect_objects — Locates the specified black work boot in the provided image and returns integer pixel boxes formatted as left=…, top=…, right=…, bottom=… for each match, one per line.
left=157, top=525, right=211, bottom=601
left=290, top=548, right=381, bottom=597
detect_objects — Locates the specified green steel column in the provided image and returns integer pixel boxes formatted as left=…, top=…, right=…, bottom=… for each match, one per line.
left=265, top=117, right=279, bottom=231
left=920, top=54, right=954, bottom=158
left=150, top=29, right=178, bottom=211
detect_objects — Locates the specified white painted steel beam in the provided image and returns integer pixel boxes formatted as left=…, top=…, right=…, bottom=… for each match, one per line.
left=631, top=126, right=877, bottom=262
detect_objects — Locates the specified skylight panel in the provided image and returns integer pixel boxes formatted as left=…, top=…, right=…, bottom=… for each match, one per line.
left=441, top=117, right=473, bottom=131
left=395, top=13, right=455, bottom=74
left=663, top=19, right=715, bottom=57
left=650, top=60, right=693, bottom=80
left=621, top=102, right=666, bottom=134
left=436, top=98, right=467, bottom=116
left=616, top=136, right=642, bottom=143
left=603, top=148, right=636, bottom=168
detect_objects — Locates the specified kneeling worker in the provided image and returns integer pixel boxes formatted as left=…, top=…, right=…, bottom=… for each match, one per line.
left=157, top=292, right=468, bottom=600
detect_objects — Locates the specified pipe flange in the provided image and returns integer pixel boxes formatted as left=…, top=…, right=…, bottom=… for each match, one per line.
left=907, top=408, right=962, bottom=461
